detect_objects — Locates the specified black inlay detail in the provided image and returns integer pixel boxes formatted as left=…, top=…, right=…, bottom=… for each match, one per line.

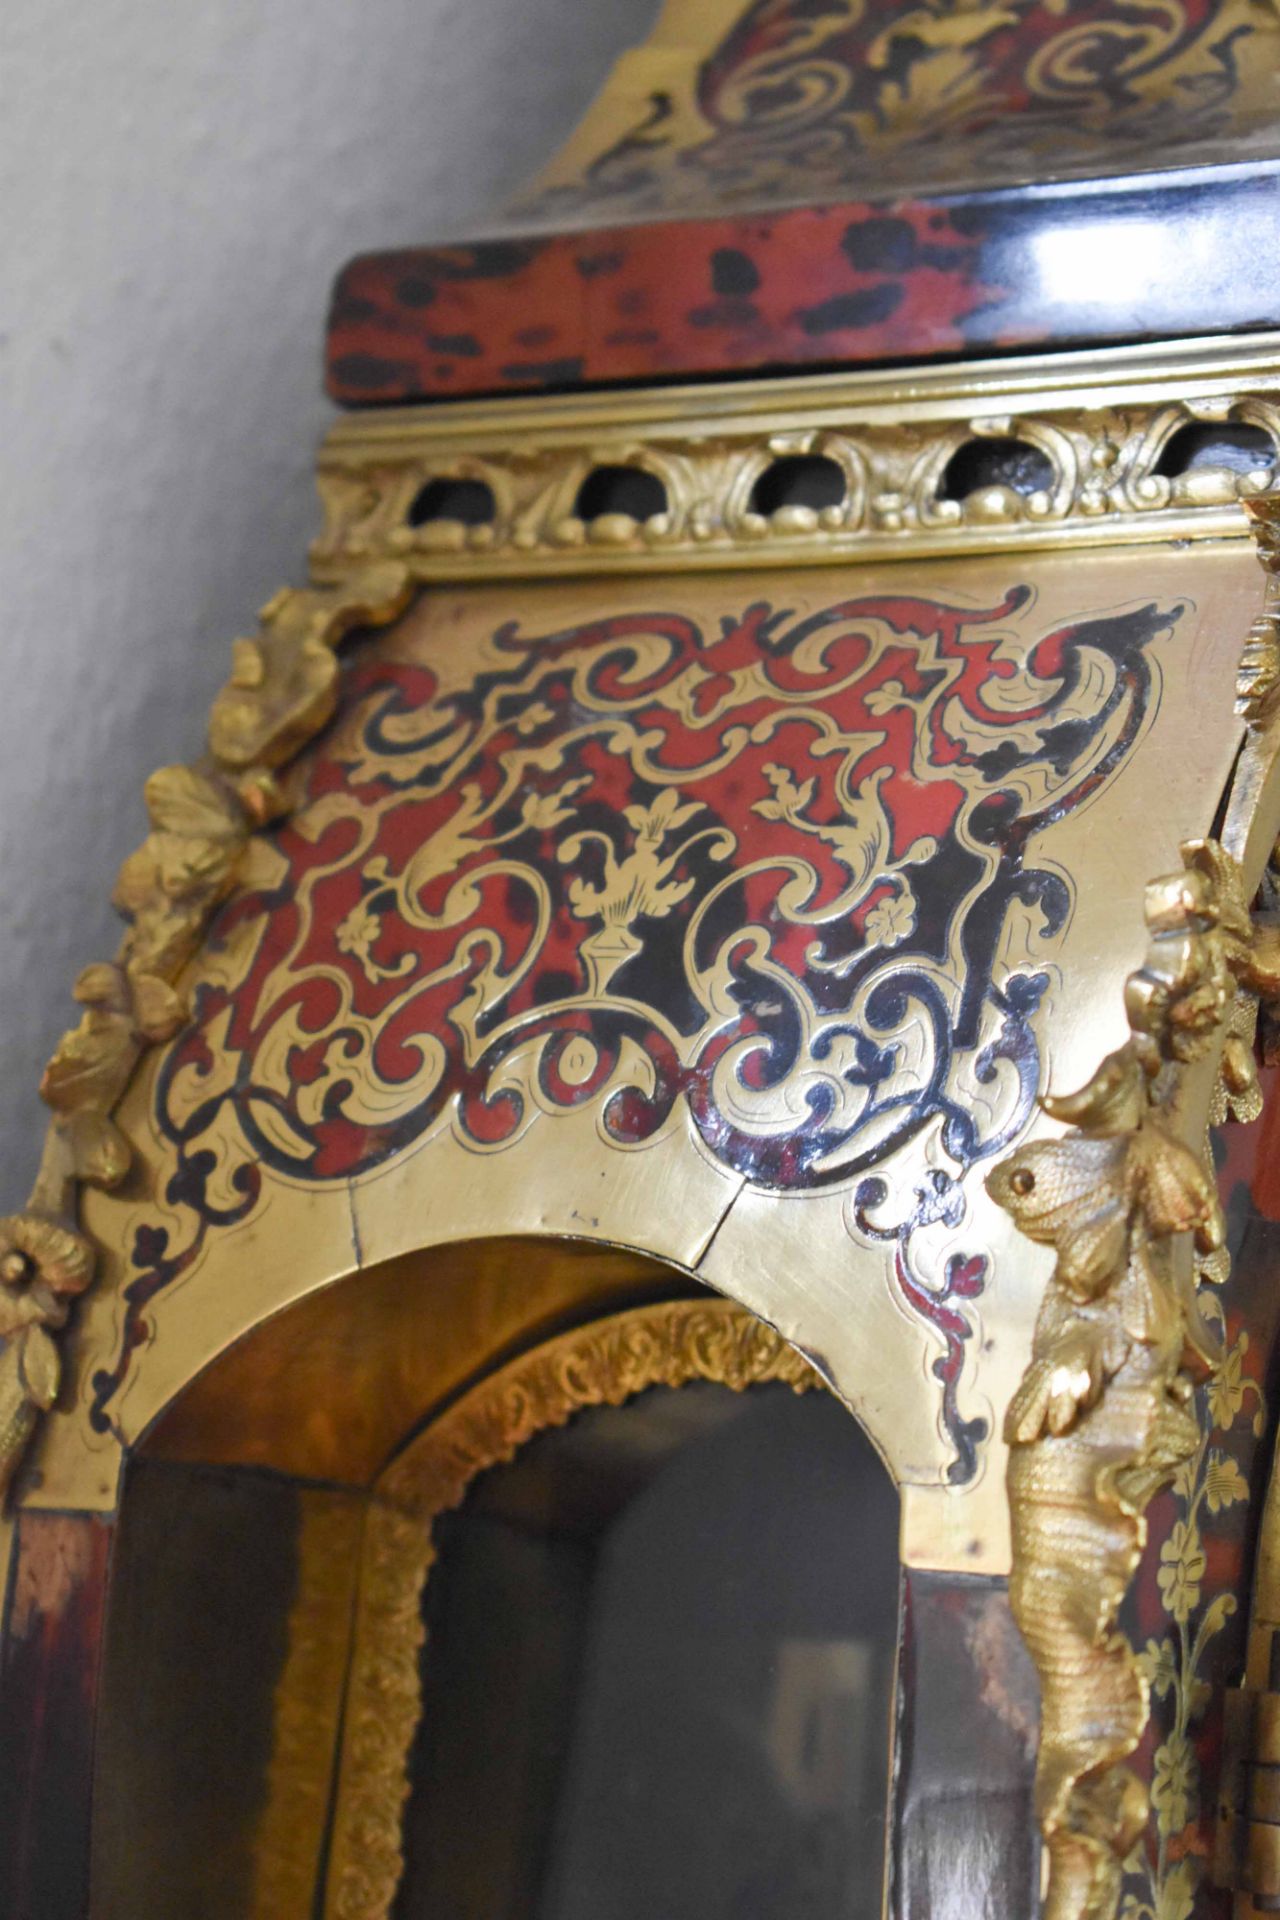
left=841, top=216, right=918, bottom=273
left=425, top=331, right=482, bottom=359
left=329, top=352, right=418, bottom=391
left=711, top=246, right=761, bottom=295
left=796, top=284, right=904, bottom=334
left=498, top=357, right=586, bottom=386
left=395, top=276, right=438, bottom=309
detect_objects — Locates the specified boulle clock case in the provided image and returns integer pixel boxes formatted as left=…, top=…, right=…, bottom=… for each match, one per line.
left=5, top=7, right=1280, bottom=1919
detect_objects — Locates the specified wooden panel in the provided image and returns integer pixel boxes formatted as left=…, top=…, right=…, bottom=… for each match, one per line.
left=91, top=1461, right=362, bottom=1920
left=890, top=1570, right=1041, bottom=1920
left=0, top=1512, right=113, bottom=1920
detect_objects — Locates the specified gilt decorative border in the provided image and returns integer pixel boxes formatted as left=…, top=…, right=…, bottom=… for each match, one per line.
left=314, top=334, right=1280, bottom=583
left=322, top=1297, right=821, bottom=1920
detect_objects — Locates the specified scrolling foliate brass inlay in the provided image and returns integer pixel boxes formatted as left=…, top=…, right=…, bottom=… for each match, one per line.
left=322, top=1297, right=821, bottom=1920
left=0, top=564, right=413, bottom=1505
left=99, top=574, right=1172, bottom=1484
left=313, top=339, right=1280, bottom=583
left=513, top=0, right=1280, bottom=222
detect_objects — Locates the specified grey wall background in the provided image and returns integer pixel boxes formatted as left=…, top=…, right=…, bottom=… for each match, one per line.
left=0, top=0, right=651, bottom=1207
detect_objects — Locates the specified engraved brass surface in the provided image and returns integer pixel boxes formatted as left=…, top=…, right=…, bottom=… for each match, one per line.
left=314, top=335, right=1280, bottom=582
left=988, top=503, right=1280, bottom=1920
left=322, top=1295, right=822, bottom=1920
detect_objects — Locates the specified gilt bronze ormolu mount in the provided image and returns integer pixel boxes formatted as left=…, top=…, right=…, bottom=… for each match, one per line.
left=7, top=6, right=1280, bottom=1919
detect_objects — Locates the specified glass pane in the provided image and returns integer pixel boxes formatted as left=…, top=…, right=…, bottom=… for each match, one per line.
left=393, top=1379, right=898, bottom=1920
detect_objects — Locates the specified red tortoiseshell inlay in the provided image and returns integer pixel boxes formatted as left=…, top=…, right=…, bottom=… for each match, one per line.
left=326, top=169, right=1280, bottom=407
left=327, top=201, right=993, bottom=403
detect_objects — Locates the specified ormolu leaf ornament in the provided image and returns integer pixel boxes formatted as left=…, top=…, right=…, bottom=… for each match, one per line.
left=990, top=829, right=1280, bottom=1920
left=0, top=564, right=412, bottom=1505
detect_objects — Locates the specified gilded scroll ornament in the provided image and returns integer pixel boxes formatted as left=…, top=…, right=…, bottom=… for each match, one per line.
left=209, top=563, right=413, bottom=783
left=990, top=831, right=1280, bottom=1920
left=0, top=564, right=412, bottom=1505
left=1241, top=498, right=1280, bottom=730
left=323, top=1297, right=820, bottom=1920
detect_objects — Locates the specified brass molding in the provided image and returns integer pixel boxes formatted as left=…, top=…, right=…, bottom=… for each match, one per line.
left=313, top=334, right=1280, bottom=583
left=0, top=564, right=415, bottom=1508
left=248, top=1493, right=365, bottom=1919
left=987, top=499, right=1280, bottom=1920
left=322, top=1296, right=822, bottom=1920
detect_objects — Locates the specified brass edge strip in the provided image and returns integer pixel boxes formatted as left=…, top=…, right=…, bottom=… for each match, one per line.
left=322, top=1296, right=822, bottom=1920
left=986, top=497, right=1280, bottom=1920
left=312, top=335, right=1280, bottom=582
left=248, top=1492, right=366, bottom=1919
left=324, top=333, right=1280, bottom=445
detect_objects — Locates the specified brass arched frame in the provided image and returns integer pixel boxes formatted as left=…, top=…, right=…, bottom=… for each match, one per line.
left=318, top=1295, right=826, bottom=1920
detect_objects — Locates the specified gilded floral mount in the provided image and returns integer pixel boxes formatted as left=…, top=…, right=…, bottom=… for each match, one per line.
left=985, top=492, right=1280, bottom=1920
left=0, top=563, right=413, bottom=1503
left=988, top=507, right=1280, bottom=1920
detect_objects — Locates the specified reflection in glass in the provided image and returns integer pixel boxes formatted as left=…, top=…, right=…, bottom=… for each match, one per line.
left=393, top=1379, right=899, bottom=1920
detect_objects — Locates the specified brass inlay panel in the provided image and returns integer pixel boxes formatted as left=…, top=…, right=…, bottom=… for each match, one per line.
left=0, top=566, right=415, bottom=1509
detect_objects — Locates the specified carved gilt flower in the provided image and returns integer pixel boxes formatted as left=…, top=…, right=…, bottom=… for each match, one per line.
left=0, top=1213, right=94, bottom=1303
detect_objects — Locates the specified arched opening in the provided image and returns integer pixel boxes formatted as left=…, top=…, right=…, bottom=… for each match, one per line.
left=396, top=1380, right=896, bottom=1920
left=90, top=1242, right=899, bottom=1920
